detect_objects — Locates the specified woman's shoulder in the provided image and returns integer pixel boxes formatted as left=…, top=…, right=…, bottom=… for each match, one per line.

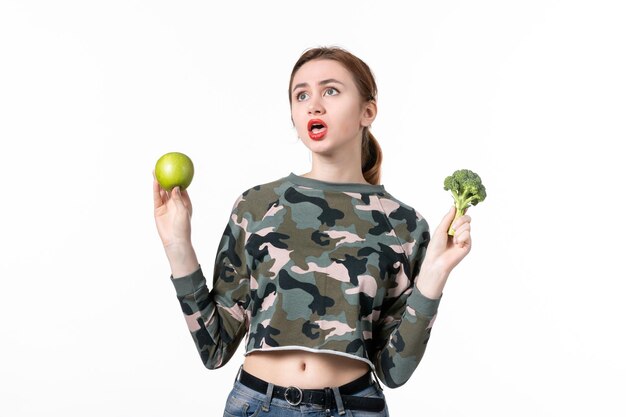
left=228, top=175, right=292, bottom=216
left=378, top=188, right=429, bottom=237
left=241, top=174, right=299, bottom=199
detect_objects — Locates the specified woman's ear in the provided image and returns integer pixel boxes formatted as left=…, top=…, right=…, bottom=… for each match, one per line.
left=361, top=100, right=377, bottom=128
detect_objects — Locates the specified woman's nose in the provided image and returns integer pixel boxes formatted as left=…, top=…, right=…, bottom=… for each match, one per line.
left=307, top=97, right=324, bottom=115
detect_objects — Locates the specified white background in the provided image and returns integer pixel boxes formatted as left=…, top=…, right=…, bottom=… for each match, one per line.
left=1, top=1, right=624, bottom=416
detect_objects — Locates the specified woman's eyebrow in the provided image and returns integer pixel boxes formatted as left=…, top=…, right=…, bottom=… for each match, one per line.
left=292, top=78, right=346, bottom=92
left=319, top=78, right=345, bottom=87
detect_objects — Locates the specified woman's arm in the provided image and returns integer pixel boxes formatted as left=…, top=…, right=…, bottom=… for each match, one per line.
left=372, top=206, right=472, bottom=388
left=154, top=178, right=249, bottom=369
left=416, top=206, right=472, bottom=298
left=153, top=177, right=199, bottom=277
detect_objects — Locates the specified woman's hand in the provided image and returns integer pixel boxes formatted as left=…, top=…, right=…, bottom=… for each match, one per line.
left=417, top=206, right=472, bottom=298
left=153, top=172, right=198, bottom=277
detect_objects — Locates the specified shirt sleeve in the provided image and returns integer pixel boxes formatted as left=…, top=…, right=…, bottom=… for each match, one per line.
left=170, top=196, right=250, bottom=369
left=372, top=216, right=441, bottom=388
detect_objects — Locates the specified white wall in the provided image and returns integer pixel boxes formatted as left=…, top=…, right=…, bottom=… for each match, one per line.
left=1, top=1, right=624, bottom=415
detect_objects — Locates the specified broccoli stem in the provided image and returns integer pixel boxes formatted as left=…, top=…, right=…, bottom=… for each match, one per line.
left=448, top=205, right=468, bottom=236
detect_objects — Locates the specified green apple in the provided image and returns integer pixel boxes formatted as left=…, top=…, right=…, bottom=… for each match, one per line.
left=155, top=152, right=194, bottom=191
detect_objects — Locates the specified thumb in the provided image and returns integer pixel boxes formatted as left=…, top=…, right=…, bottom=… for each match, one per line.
left=435, top=206, right=456, bottom=236
left=171, top=186, right=184, bottom=204
left=171, top=187, right=190, bottom=215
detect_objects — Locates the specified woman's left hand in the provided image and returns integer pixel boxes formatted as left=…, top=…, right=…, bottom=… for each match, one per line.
left=425, top=205, right=472, bottom=272
left=417, top=206, right=472, bottom=298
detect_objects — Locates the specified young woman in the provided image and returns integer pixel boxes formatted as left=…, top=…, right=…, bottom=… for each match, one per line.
left=153, top=46, right=472, bottom=416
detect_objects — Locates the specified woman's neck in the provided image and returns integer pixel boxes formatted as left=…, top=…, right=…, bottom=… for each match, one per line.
left=301, top=154, right=367, bottom=184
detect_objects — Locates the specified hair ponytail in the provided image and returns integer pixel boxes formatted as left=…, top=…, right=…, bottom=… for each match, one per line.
left=362, top=127, right=382, bottom=185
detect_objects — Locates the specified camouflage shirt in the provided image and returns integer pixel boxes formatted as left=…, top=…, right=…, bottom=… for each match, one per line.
left=170, top=173, right=440, bottom=388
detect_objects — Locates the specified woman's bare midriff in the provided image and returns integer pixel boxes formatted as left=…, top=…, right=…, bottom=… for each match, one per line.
left=242, top=349, right=371, bottom=388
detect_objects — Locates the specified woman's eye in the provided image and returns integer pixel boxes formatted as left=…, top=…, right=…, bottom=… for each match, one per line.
left=296, top=92, right=309, bottom=101
left=324, top=87, right=339, bottom=96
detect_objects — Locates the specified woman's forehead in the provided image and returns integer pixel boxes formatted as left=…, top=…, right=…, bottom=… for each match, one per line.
left=292, top=59, right=353, bottom=86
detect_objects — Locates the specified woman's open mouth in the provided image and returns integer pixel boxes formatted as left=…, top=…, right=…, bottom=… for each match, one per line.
left=307, top=119, right=327, bottom=141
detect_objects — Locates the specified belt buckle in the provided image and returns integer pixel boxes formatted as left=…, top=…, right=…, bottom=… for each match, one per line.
left=284, top=386, right=303, bottom=406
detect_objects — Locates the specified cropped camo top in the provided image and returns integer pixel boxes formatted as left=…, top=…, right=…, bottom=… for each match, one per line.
left=170, top=173, right=441, bottom=388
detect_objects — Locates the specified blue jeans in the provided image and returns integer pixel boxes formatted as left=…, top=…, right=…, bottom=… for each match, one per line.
left=223, top=373, right=389, bottom=417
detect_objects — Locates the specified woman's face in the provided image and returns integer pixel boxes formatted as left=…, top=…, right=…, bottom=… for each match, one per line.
left=290, top=59, right=376, bottom=158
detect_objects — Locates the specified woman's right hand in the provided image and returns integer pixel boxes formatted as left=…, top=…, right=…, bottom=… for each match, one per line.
left=153, top=172, right=199, bottom=277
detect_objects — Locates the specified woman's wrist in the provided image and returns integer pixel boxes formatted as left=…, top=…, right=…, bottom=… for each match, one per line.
left=415, top=262, right=450, bottom=299
left=165, top=242, right=199, bottom=278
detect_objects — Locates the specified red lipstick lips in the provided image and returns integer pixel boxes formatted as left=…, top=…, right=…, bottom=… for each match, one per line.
left=307, top=119, right=327, bottom=141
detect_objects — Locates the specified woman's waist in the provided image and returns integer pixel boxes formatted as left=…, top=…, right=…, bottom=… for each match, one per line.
left=242, top=348, right=372, bottom=389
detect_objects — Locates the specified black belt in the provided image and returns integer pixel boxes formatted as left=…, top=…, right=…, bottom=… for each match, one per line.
left=239, top=368, right=385, bottom=412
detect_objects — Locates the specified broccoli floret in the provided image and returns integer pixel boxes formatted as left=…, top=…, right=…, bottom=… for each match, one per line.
left=444, top=169, right=487, bottom=236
